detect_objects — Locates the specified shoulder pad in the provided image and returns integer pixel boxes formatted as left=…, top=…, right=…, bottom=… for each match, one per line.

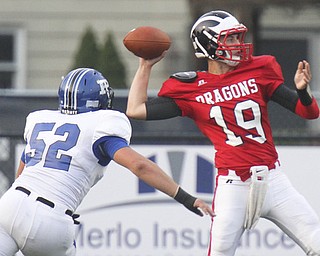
left=170, top=71, right=197, bottom=82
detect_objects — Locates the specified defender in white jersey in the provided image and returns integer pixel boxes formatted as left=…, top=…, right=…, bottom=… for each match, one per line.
left=0, top=68, right=214, bottom=256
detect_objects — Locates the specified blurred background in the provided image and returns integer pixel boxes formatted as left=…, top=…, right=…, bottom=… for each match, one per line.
left=0, top=0, right=320, bottom=191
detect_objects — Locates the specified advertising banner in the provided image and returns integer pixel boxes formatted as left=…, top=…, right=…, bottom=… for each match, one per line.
left=74, top=145, right=320, bottom=256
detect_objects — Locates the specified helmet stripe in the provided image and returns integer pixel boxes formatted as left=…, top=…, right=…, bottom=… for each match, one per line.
left=73, top=68, right=93, bottom=111
left=63, top=68, right=83, bottom=112
left=69, top=69, right=80, bottom=110
left=63, top=69, right=75, bottom=110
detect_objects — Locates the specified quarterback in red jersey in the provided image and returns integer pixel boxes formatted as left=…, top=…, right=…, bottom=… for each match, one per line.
left=126, top=10, right=320, bottom=256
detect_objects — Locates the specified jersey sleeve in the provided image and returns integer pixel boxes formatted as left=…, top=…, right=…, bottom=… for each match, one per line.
left=23, top=112, right=36, bottom=142
left=20, top=149, right=26, bottom=163
left=93, top=111, right=132, bottom=145
left=261, top=56, right=285, bottom=98
left=158, top=77, right=198, bottom=117
left=23, top=112, right=39, bottom=160
left=158, top=78, right=178, bottom=98
left=295, top=98, right=319, bottom=119
left=92, top=136, right=129, bottom=166
left=158, top=72, right=197, bottom=99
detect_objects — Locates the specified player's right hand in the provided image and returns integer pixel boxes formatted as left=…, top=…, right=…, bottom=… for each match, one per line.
left=140, top=50, right=167, bottom=67
left=194, top=198, right=215, bottom=217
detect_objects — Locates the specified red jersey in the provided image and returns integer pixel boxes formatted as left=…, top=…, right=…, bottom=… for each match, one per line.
left=158, top=55, right=284, bottom=181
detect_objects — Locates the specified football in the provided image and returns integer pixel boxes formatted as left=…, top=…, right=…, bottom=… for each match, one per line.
left=123, top=26, right=171, bottom=59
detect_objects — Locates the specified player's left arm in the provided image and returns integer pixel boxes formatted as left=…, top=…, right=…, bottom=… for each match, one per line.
left=294, top=60, right=319, bottom=118
left=93, top=136, right=214, bottom=217
left=271, top=60, right=319, bottom=119
left=16, top=151, right=26, bottom=179
left=113, top=146, right=214, bottom=217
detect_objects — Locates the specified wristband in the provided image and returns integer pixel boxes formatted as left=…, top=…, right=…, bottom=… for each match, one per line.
left=174, top=187, right=197, bottom=210
left=174, top=187, right=203, bottom=216
left=296, top=87, right=313, bottom=106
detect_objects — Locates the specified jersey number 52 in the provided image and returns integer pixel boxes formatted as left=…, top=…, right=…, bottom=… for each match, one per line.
left=26, top=123, right=80, bottom=171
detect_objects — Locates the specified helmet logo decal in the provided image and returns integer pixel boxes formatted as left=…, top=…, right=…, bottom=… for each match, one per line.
left=97, top=79, right=109, bottom=95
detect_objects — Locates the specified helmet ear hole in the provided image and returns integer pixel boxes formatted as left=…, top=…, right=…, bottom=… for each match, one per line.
left=215, top=50, right=224, bottom=57
left=106, top=87, right=114, bottom=109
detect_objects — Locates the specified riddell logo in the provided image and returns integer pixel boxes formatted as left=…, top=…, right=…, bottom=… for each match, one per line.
left=139, top=151, right=214, bottom=195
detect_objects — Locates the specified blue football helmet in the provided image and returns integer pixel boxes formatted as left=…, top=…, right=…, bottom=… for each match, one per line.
left=58, top=68, right=114, bottom=114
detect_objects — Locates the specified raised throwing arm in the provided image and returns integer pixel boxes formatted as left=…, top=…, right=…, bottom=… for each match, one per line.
left=126, top=54, right=166, bottom=120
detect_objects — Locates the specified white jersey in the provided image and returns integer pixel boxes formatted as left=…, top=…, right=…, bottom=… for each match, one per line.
left=14, top=109, right=131, bottom=211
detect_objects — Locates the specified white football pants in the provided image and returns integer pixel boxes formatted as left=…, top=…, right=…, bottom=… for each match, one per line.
left=0, top=186, right=76, bottom=256
left=208, top=166, right=320, bottom=256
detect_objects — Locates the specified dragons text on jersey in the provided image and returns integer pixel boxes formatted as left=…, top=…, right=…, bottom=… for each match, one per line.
left=195, top=78, right=258, bottom=105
